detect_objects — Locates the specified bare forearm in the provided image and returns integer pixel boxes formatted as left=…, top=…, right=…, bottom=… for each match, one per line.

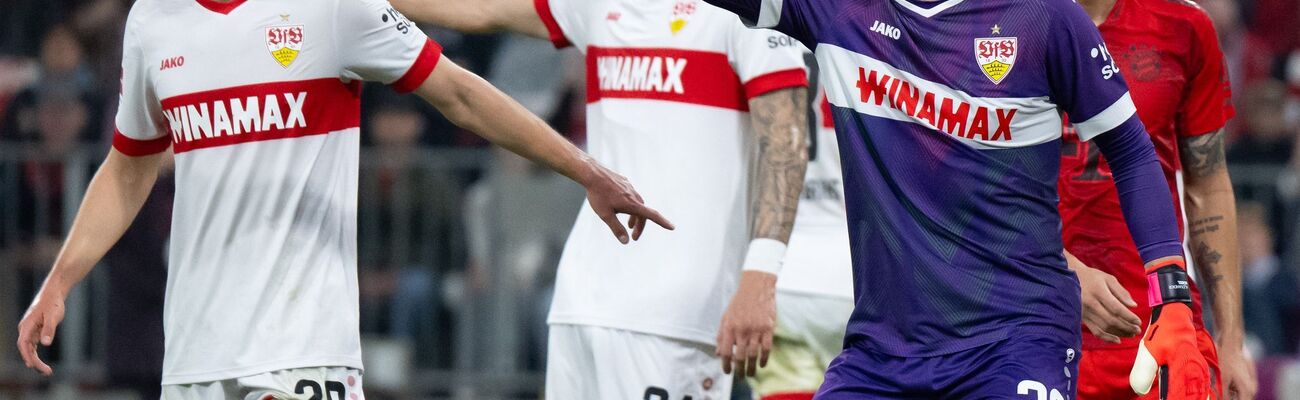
left=1180, top=129, right=1244, bottom=344
left=42, top=150, right=163, bottom=297
left=390, top=0, right=495, bottom=33
left=420, top=62, right=597, bottom=186
left=748, top=87, right=808, bottom=243
left=1186, top=178, right=1243, bottom=341
left=390, top=0, right=549, bottom=39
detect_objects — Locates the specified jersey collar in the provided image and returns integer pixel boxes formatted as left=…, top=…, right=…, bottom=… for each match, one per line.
left=893, top=0, right=966, bottom=18
left=195, top=0, right=248, bottom=15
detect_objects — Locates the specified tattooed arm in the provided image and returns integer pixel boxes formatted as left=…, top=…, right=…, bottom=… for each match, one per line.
left=750, top=87, right=811, bottom=244
left=717, top=86, right=809, bottom=377
left=1179, top=128, right=1255, bottom=398
left=1180, top=129, right=1241, bottom=337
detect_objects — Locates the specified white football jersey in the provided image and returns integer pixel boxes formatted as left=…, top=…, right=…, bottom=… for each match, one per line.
left=112, top=0, right=440, bottom=384
left=777, top=90, right=853, bottom=299
left=538, top=0, right=808, bottom=345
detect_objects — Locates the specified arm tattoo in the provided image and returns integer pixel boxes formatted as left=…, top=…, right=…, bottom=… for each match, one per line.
left=1178, top=129, right=1227, bottom=179
left=1189, top=215, right=1226, bottom=293
left=749, top=87, right=809, bottom=243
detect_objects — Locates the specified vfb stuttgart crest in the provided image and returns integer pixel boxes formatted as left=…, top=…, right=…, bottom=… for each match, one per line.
left=266, top=25, right=304, bottom=68
left=670, top=0, right=698, bottom=34
left=975, top=37, right=1017, bottom=84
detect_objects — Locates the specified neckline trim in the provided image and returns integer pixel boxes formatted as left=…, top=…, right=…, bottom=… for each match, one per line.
left=893, top=0, right=966, bottom=18
left=195, top=0, right=248, bottom=15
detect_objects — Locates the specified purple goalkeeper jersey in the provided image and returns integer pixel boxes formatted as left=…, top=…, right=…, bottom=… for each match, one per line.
left=704, top=0, right=1155, bottom=357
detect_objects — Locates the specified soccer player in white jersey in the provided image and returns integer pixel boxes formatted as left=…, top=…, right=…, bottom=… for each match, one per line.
left=14, top=0, right=672, bottom=397
left=391, top=0, right=811, bottom=398
left=748, top=61, right=855, bottom=400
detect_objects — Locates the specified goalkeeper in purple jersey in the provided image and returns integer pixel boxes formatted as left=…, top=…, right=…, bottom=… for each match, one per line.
left=704, top=0, right=1212, bottom=398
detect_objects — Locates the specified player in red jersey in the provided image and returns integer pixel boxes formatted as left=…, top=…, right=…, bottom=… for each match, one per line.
left=1059, top=0, right=1257, bottom=398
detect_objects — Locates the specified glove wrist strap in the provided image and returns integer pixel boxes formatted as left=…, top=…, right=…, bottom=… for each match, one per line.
left=1146, top=260, right=1192, bottom=306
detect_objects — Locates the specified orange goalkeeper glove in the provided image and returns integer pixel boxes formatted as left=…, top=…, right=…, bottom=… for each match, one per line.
left=1129, top=260, right=1211, bottom=400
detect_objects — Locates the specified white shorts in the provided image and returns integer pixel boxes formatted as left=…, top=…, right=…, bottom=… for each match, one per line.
left=160, top=367, right=364, bottom=400
left=546, top=324, right=733, bottom=400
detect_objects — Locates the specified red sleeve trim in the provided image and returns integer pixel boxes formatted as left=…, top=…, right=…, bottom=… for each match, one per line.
left=112, top=129, right=171, bottom=156
left=744, top=68, right=808, bottom=99
left=533, top=0, right=572, bottom=49
left=391, top=38, right=444, bottom=94
left=760, top=393, right=816, bottom=400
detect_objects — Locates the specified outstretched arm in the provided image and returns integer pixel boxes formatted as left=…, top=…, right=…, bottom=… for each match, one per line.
left=414, top=56, right=673, bottom=242
left=717, top=86, right=809, bottom=377
left=390, top=0, right=549, bottom=38
left=18, top=149, right=166, bottom=376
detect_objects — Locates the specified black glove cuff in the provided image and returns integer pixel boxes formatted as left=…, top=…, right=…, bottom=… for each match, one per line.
left=1148, top=265, right=1193, bottom=305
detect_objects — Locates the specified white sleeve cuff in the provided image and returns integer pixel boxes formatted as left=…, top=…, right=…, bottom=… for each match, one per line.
left=742, top=238, right=787, bottom=275
left=1074, top=92, right=1137, bottom=141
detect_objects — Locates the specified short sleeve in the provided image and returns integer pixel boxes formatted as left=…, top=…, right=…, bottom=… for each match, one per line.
left=1045, top=1, right=1136, bottom=141
left=534, top=0, right=593, bottom=49
left=112, top=21, right=171, bottom=156
left=336, top=0, right=442, bottom=93
left=728, top=23, right=808, bottom=99
left=704, top=0, right=819, bottom=45
left=1178, top=10, right=1235, bottom=137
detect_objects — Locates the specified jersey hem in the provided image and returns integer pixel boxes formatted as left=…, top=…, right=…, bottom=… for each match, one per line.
left=160, top=355, right=363, bottom=385
left=1180, top=118, right=1230, bottom=138
left=547, top=314, right=717, bottom=347
left=774, top=286, right=855, bottom=301
left=850, top=323, right=1076, bottom=358
left=533, top=0, right=572, bottom=49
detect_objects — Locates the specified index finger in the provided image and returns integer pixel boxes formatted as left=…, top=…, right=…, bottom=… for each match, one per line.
left=629, top=204, right=674, bottom=231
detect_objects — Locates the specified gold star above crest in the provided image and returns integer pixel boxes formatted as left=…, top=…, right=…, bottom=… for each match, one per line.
left=280, top=14, right=291, bottom=21
left=991, top=24, right=1002, bottom=35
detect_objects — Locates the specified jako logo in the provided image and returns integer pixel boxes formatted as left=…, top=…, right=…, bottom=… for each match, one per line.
left=160, top=56, right=185, bottom=71
left=870, top=20, right=901, bottom=40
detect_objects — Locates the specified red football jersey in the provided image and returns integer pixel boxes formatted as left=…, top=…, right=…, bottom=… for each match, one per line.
left=1058, top=0, right=1235, bottom=349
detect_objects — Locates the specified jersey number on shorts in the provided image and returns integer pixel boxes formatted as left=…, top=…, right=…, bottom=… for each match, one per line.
left=295, top=379, right=346, bottom=400
left=1017, top=380, right=1066, bottom=400
left=644, top=386, right=693, bottom=400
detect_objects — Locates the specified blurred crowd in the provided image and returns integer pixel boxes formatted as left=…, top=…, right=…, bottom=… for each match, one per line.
left=1, top=0, right=1299, bottom=398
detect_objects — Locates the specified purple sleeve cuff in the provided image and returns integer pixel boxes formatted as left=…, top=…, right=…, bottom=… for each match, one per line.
left=1090, top=116, right=1185, bottom=263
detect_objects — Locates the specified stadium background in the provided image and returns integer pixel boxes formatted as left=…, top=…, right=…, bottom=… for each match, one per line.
left=0, top=0, right=1298, bottom=398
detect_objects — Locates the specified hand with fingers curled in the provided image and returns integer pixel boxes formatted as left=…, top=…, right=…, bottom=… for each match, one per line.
left=716, top=270, right=777, bottom=377
left=17, top=289, right=67, bottom=376
left=1068, top=253, right=1143, bottom=344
